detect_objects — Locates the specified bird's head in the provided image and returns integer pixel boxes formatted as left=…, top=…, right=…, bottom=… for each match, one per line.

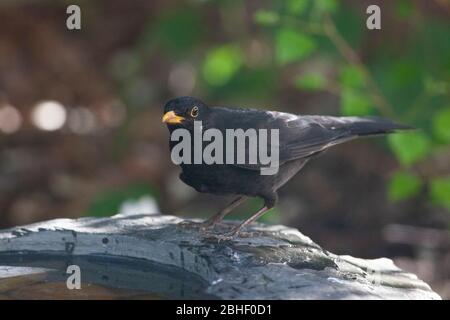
left=162, top=96, right=209, bottom=129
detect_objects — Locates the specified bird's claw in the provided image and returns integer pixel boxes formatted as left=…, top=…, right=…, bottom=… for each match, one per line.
left=198, top=222, right=216, bottom=233
left=179, top=220, right=241, bottom=241
left=205, top=229, right=240, bottom=242
left=215, top=233, right=237, bottom=242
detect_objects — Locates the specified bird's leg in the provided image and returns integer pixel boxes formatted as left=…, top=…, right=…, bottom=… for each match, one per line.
left=226, top=205, right=273, bottom=238
left=214, top=195, right=277, bottom=241
left=200, top=196, right=247, bottom=232
left=212, top=207, right=273, bottom=242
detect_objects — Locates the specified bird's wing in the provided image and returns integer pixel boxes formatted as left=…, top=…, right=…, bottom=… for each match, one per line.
left=218, top=107, right=409, bottom=171
left=228, top=112, right=355, bottom=171
left=278, top=114, right=358, bottom=160
left=232, top=112, right=408, bottom=170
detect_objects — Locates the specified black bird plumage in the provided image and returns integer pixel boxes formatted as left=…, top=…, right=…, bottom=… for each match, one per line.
left=162, top=96, right=411, bottom=239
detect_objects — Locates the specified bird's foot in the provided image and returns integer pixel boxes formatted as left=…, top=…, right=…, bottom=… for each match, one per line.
left=215, top=233, right=237, bottom=242
left=198, top=221, right=216, bottom=233
left=205, top=227, right=241, bottom=242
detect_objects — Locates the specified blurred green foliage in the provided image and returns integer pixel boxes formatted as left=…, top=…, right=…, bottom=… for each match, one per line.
left=433, top=108, right=450, bottom=143
left=388, top=171, right=423, bottom=201
left=246, top=0, right=449, bottom=212
left=294, top=73, right=327, bottom=91
left=91, top=0, right=449, bottom=216
left=339, top=65, right=366, bottom=89
left=88, top=183, right=158, bottom=217
left=275, top=29, right=316, bottom=64
left=286, top=0, right=309, bottom=15
left=388, top=132, right=432, bottom=166
left=202, top=45, right=243, bottom=86
left=143, top=8, right=204, bottom=57
left=430, top=178, right=450, bottom=210
left=341, top=88, right=373, bottom=116
left=254, top=10, right=279, bottom=26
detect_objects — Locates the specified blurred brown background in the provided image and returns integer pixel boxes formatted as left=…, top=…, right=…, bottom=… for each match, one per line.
left=0, top=0, right=449, bottom=298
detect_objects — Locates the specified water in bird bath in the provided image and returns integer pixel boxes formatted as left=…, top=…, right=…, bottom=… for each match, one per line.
left=0, top=252, right=215, bottom=300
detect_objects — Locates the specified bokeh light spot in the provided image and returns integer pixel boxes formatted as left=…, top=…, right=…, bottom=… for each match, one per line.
left=0, top=104, right=22, bottom=134
left=68, top=107, right=96, bottom=134
left=168, top=62, right=196, bottom=95
left=32, top=101, right=67, bottom=131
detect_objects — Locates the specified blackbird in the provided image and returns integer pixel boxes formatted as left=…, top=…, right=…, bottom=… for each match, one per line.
left=162, top=96, right=411, bottom=239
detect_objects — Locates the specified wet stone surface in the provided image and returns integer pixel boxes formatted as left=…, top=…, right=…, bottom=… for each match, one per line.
left=0, top=213, right=442, bottom=299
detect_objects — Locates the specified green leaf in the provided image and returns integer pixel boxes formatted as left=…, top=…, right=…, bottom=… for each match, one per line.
left=286, top=0, right=309, bottom=15
left=430, top=177, right=450, bottom=210
left=254, top=10, right=279, bottom=25
left=432, top=108, right=450, bottom=143
left=341, top=88, right=372, bottom=116
left=295, top=73, right=327, bottom=91
left=388, top=171, right=422, bottom=201
left=388, top=132, right=431, bottom=166
left=315, top=0, right=338, bottom=13
left=339, top=65, right=366, bottom=88
left=202, top=45, right=243, bottom=86
left=275, top=28, right=316, bottom=65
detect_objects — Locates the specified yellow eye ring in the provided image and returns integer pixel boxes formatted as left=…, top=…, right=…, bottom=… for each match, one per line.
left=190, top=106, right=199, bottom=118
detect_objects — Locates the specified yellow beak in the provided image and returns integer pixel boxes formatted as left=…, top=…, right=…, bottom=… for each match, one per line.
left=162, top=111, right=185, bottom=124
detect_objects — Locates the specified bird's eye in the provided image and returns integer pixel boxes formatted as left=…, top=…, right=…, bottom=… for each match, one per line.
left=190, top=106, right=199, bottom=118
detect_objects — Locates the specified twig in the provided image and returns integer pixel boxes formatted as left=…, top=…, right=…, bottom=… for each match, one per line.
left=280, top=16, right=325, bottom=35
left=323, top=14, right=396, bottom=117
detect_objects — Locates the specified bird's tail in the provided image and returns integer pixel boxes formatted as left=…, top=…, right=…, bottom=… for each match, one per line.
left=282, top=115, right=413, bottom=160
left=339, top=116, right=414, bottom=137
